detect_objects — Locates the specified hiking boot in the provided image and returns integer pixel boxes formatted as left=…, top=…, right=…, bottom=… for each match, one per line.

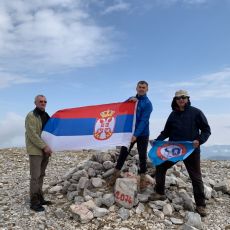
left=39, top=194, right=53, bottom=205
left=41, top=199, right=52, bottom=205
left=108, top=169, right=120, bottom=186
left=30, top=204, right=45, bottom=212
left=196, top=206, right=207, bottom=217
left=139, top=174, right=148, bottom=192
left=149, top=192, right=166, bottom=201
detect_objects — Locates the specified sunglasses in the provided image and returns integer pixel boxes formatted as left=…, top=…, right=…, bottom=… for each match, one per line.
left=175, top=96, right=188, bottom=100
left=39, top=100, right=47, bottom=103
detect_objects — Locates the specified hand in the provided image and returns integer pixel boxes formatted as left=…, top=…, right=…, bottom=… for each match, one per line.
left=129, top=97, right=138, bottom=102
left=43, top=145, right=52, bottom=156
left=149, top=139, right=155, bottom=146
left=131, top=136, right=137, bottom=143
left=193, top=140, right=200, bottom=148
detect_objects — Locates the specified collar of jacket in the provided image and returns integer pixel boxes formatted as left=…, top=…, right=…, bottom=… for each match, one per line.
left=136, top=94, right=147, bottom=100
left=33, top=107, right=46, bottom=117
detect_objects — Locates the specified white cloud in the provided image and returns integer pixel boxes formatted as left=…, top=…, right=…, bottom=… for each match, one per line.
left=0, top=0, right=212, bottom=80
left=182, top=0, right=207, bottom=4
left=0, top=113, right=25, bottom=148
left=153, top=68, right=230, bottom=100
left=100, top=0, right=208, bottom=13
left=189, top=68, right=230, bottom=99
left=0, top=70, right=42, bottom=88
left=157, top=0, right=207, bottom=5
left=193, top=68, right=230, bottom=99
left=103, top=0, right=131, bottom=14
left=0, top=0, right=117, bottom=74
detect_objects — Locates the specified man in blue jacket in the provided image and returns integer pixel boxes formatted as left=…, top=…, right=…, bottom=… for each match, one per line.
left=109, top=81, right=153, bottom=190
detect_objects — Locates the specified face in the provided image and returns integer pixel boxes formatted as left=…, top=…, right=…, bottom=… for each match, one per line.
left=136, top=83, right=148, bottom=96
left=35, top=96, right=47, bottom=111
left=175, top=95, right=188, bottom=109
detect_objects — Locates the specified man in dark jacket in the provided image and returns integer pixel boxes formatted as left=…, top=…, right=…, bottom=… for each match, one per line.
left=109, top=81, right=153, bottom=190
left=150, top=90, right=211, bottom=217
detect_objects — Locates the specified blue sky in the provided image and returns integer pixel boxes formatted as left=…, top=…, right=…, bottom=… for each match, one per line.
left=0, top=0, right=230, bottom=148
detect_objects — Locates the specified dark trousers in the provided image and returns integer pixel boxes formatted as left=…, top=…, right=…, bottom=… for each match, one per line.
left=155, top=151, right=206, bottom=206
left=115, top=136, right=149, bottom=174
left=29, top=154, right=49, bottom=205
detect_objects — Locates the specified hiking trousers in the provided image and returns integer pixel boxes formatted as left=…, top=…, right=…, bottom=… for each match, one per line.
left=155, top=150, right=206, bottom=206
left=29, top=154, right=49, bottom=205
left=115, top=136, right=149, bottom=174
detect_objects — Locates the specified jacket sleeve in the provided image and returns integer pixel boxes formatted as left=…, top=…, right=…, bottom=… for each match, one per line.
left=156, top=114, right=172, bottom=141
left=25, top=114, right=47, bottom=150
left=196, top=111, right=211, bottom=145
left=133, top=102, right=152, bottom=137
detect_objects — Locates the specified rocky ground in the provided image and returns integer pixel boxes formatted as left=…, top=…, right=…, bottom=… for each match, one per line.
left=0, top=148, right=230, bottom=230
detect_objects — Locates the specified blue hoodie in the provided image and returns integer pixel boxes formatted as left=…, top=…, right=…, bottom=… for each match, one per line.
left=133, top=94, right=153, bottom=137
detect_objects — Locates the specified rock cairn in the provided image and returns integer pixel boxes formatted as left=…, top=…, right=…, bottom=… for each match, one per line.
left=48, top=147, right=230, bottom=229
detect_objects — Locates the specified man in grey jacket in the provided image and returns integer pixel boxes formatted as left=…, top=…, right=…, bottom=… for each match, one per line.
left=25, top=95, right=52, bottom=212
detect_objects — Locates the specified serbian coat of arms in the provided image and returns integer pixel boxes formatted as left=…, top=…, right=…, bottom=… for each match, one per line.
left=94, top=109, right=116, bottom=140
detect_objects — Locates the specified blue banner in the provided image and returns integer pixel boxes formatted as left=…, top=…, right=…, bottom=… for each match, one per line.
left=148, top=141, right=195, bottom=166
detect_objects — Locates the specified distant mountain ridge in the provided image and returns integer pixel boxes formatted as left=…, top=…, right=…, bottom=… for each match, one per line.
left=201, top=145, right=230, bottom=160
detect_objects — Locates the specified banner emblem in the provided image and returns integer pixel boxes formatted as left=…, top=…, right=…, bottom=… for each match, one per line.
left=94, top=110, right=116, bottom=140
left=157, top=143, right=186, bottom=160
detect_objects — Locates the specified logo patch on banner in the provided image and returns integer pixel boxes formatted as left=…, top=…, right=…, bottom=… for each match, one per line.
left=94, top=109, right=116, bottom=140
left=157, top=143, right=187, bottom=160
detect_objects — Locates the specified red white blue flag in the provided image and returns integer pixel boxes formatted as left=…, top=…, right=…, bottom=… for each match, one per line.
left=41, top=102, right=137, bottom=151
left=148, top=141, right=194, bottom=166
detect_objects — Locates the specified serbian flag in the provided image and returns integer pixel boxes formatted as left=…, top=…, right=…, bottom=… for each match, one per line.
left=41, top=102, right=137, bottom=151
left=148, top=141, right=194, bottom=166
